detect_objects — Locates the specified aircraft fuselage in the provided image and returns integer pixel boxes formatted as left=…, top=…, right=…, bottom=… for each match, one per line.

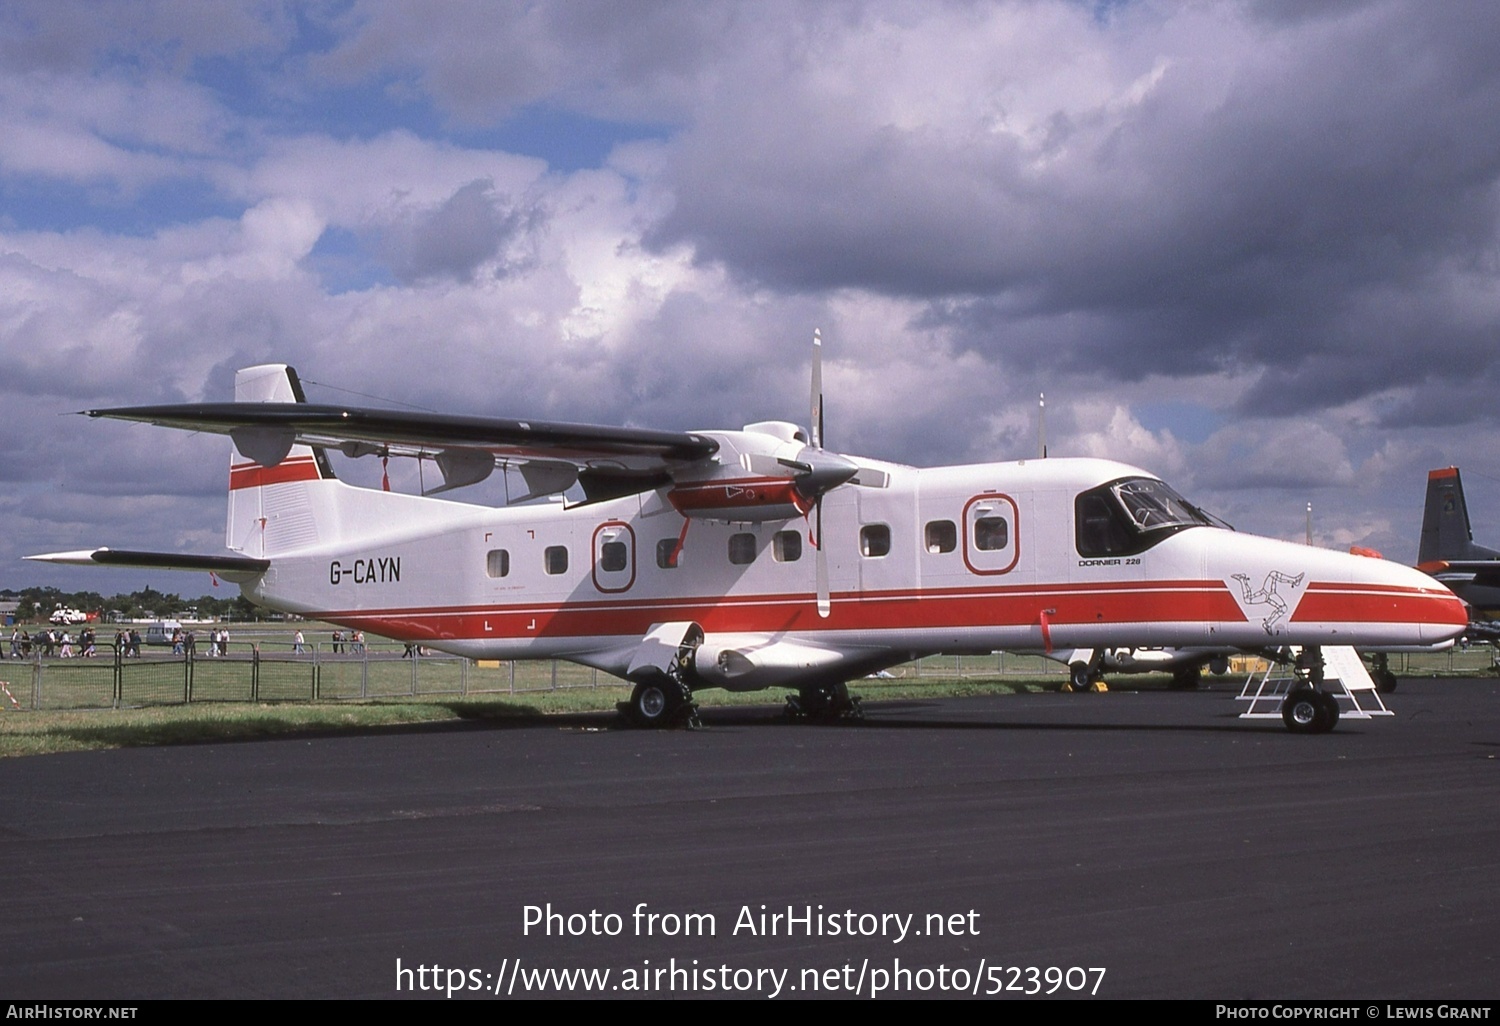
left=241, top=451, right=1465, bottom=689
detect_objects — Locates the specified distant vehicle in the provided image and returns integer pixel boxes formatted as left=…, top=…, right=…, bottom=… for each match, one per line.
left=49, top=606, right=90, bottom=625
left=1049, top=646, right=1232, bottom=691
left=142, top=620, right=184, bottom=646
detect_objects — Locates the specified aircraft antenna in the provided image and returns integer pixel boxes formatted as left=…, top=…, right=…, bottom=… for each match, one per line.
left=1038, top=393, right=1047, bottom=459
left=300, top=378, right=440, bottom=414
left=1306, top=502, right=1313, bottom=546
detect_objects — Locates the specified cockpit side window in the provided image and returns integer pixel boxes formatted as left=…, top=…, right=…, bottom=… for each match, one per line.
left=1076, top=491, right=1136, bottom=557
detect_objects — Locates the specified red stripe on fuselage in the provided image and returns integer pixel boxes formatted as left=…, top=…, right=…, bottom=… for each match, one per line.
left=297, top=576, right=1466, bottom=644
left=1291, top=582, right=1467, bottom=626
left=311, top=580, right=1246, bottom=642
left=229, top=456, right=321, bottom=490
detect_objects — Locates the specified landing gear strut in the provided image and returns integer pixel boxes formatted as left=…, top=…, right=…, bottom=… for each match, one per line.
left=1371, top=652, right=1398, bottom=693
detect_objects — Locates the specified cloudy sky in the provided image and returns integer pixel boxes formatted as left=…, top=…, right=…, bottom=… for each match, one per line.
left=5, top=0, right=1500, bottom=597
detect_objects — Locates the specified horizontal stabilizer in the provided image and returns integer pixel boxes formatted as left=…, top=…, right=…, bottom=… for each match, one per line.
left=25, top=548, right=269, bottom=582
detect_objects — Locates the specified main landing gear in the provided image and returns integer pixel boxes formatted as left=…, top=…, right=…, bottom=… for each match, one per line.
left=1064, top=657, right=1108, bottom=693
left=621, top=624, right=702, bottom=729
left=785, top=680, right=863, bottom=722
left=626, top=673, right=699, bottom=729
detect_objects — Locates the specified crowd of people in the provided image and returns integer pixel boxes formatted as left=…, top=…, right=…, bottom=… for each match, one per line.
left=5, top=625, right=235, bottom=658
left=8, top=626, right=101, bottom=658
left=7, top=624, right=374, bottom=658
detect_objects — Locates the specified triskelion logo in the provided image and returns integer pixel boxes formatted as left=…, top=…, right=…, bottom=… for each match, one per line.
left=1229, top=570, right=1307, bottom=635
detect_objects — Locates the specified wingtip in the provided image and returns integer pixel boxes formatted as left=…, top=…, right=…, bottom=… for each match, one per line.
left=24, top=549, right=104, bottom=566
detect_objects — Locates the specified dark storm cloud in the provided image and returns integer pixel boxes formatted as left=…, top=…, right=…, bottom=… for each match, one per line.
left=643, top=1, right=1500, bottom=414
left=375, top=178, right=538, bottom=284
left=320, top=0, right=734, bottom=124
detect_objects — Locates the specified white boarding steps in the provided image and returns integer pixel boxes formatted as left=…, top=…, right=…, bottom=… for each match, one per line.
left=1237, top=645, right=1393, bottom=721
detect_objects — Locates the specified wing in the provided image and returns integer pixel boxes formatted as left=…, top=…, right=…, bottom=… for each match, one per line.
left=84, top=402, right=720, bottom=502
left=1418, top=559, right=1500, bottom=587
left=25, top=548, right=270, bottom=583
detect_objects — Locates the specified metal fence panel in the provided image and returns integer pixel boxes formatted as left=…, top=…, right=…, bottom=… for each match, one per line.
left=185, top=655, right=256, bottom=703
left=253, top=656, right=318, bottom=701
left=34, top=657, right=118, bottom=709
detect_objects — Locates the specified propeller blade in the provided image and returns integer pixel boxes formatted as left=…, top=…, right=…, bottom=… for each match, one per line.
left=810, top=328, right=823, bottom=450
left=815, top=498, right=830, bottom=618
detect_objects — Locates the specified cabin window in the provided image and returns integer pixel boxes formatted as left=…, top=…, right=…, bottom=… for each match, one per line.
left=728, top=532, right=758, bottom=565
left=600, top=541, right=628, bottom=573
left=925, top=520, right=957, bottom=554
left=860, top=524, right=891, bottom=558
left=962, top=493, right=1020, bottom=575
left=656, top=538, right=682, bottom=569
left=544, top=545, right=569, bottom=575
left=773, top=530, right=802, bottom=562
left=974, top=516, right=1008, bottom=551
left=485, top=549, right=510, bottom=578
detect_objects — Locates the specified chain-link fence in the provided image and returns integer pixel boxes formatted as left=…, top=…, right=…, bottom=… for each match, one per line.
left=0, top=639, right=643, bottom=711
left=0, top=638, right=1493, bottom=712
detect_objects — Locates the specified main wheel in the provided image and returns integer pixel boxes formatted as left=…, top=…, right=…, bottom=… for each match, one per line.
left=628, top=678, right=680, bottom=728
left=1375, top=669, right=1398, bottom=693
left=1281, top=688, right=1322, bottom=734
left=1068, top=661, right=1093, bottom=692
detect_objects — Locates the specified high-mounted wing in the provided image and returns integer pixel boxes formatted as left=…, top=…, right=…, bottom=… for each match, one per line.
left=25, top=547, right=270, bottom=583
left=84, top=401, right=720, bottom=502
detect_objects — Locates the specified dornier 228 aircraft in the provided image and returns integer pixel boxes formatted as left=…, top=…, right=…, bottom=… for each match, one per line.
left=30, top=333, right=1466, bottom=733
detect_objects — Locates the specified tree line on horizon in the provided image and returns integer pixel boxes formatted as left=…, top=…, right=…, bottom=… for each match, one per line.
left=2, top=585, right=260, bottom=623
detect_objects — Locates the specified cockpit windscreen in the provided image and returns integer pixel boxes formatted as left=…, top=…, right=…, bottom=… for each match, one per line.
left=1075, top=477, right=1219, bottom=557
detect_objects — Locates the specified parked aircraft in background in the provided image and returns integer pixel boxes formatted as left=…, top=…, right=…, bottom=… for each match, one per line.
left=29, top=336, right=1466, bottom=733
left=47, top=606, right=92, bottom=625
left=1048, top=647, right=1231, bottom=692
left=1417, top=466, right=1500, bottom=624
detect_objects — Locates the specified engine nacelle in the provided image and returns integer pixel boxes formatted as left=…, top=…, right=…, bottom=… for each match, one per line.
left=694, top=634, right=849, bottom=692
left=666, top=477, right=813, bottom=522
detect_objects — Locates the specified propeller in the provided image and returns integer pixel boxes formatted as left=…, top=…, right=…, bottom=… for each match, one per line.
left=742, top=328, right=887, bottom=616
left=811, top=330, right=832, bottom=617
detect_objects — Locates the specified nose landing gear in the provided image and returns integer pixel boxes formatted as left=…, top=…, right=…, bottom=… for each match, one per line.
left=1278, top=646, right=1341, bottom=734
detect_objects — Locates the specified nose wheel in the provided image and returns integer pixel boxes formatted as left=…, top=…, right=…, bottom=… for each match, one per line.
left=1281, top=686, right=1340, bottom=734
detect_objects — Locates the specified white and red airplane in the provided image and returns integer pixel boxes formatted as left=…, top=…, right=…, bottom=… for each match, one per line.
left=30, top=336, right=1466, bottom=732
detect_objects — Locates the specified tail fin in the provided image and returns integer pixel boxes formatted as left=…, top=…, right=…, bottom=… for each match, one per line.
left=1418, top=467, right=1500, bottom=564
left=226, top=365, right=337, bottom=558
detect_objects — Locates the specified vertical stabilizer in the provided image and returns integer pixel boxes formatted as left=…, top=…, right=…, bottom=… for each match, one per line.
left=1419, top=467, right=1478, bottom=564
left=226, top=365, right=336, bottom=558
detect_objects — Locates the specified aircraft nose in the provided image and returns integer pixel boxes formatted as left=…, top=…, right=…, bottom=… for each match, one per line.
left=1198, top=530, right=1469, bottom=647
left=1342, top=551, right=1469, bottom=644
